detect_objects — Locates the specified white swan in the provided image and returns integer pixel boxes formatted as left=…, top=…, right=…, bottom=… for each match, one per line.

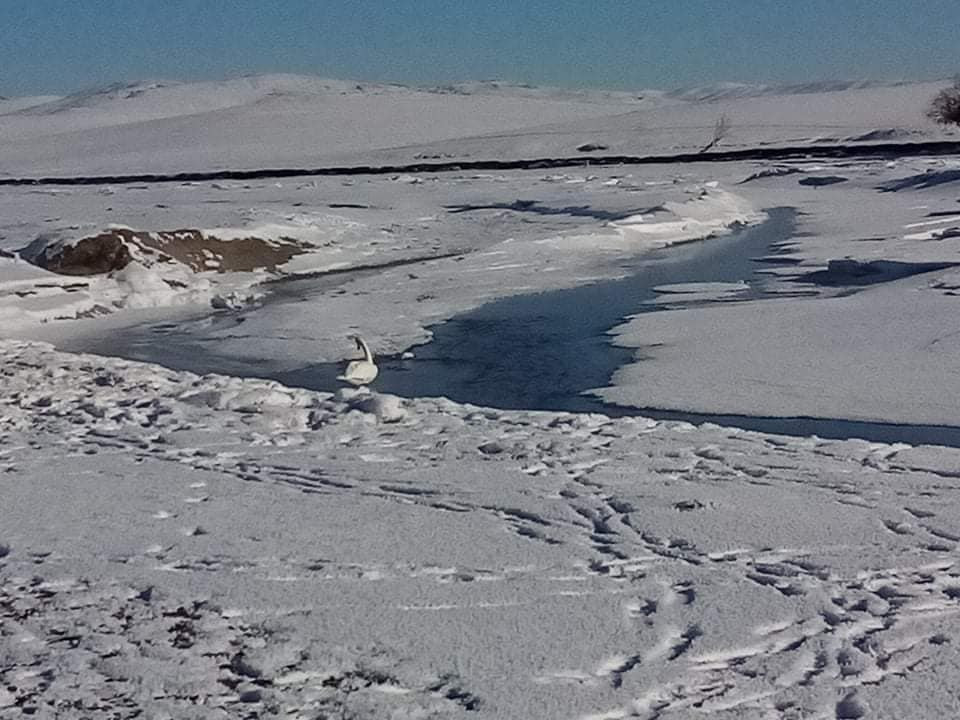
left=337, top=335, right=379, bottom=386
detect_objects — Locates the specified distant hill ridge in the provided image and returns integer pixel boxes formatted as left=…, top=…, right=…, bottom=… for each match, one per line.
left=5, top=74, right=415, bottom=118
left=0, top=73, right=951, bottom=178
left=1, top=73, right=940, bottom=118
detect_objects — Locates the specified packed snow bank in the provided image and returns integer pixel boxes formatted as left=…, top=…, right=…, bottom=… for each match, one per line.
left=5, top=338, right=960, bottom=718
left=611, top=188, right=765, bottom=245
left=537, top=187, right=765, bottom=254
left=0, top=257, right=101, bottom=326
left=0, top=251, right=216, bottom=325
left=598, top=274, right=960, bottom=426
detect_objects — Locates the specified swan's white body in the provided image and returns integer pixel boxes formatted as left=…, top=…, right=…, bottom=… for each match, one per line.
left=338, top=336, right=379, bottom=386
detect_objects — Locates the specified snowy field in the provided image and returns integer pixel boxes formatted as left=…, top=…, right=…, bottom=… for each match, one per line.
left=3, top=75, right=960, bottom=718
left=0, top=76, right=954, bottom=177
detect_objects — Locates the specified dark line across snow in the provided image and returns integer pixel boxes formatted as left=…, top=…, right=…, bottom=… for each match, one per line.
left=3, top=140, right=960, bottom=187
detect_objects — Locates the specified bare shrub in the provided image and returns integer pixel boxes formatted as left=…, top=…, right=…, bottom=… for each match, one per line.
left=700, top=115, right=731, bottom=153
left=927, top=78, right=960, bottom=127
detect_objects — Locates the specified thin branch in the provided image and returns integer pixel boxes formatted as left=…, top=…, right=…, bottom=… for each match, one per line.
left=700, top=114, right=731, bottom=153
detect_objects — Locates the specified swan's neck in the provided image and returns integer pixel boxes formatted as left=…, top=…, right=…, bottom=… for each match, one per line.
left=357, top=337, right=374, bottom=363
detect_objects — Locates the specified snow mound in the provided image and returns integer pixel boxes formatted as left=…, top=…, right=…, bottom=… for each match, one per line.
left=530, top=187, right=765, bottom=258
left=611, top=188, right=765, bottom=246
left=349, top=392, right=407, bottom=423
left=110, top=261, right=212, bottom=310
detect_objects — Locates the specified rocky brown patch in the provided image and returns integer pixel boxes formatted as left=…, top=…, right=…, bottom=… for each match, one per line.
left=133, top=229, right=311, bottom=272
left=26, top=233, right=133, bottom=275
left=21, top=228, right=313, bottom=277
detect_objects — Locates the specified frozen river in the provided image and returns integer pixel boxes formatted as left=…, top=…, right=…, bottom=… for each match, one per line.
left=64, top=207, right=960, bottom=447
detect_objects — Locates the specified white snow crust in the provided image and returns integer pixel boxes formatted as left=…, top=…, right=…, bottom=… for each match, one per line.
left=4, top=339, right=960, bottom=718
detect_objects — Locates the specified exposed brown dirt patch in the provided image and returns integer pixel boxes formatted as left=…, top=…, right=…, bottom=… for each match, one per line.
left=132, top=229, right=311, bottom=272
left=22, top=228, right=313, bottom=276
left=28, top=233, right=133, bottom=275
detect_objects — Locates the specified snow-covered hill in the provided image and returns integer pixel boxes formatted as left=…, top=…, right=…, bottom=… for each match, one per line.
left=4, top=75, right=416, bottom=127
left=662, top=78, right=915, bottom=103
left=0, top=74, right=953, bottom=177
left=0, top=94, right=62, bottom=115
left=0, top=73, right=639, bottom=176
left=368, top=79, right=953, bottom=167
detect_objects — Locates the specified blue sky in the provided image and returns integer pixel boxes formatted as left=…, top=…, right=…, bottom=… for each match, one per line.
left=2, top=0, right=957, bottom=97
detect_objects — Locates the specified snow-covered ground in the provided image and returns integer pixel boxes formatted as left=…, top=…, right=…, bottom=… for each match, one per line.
left=6, top=340, right=960, bottom=719
left=3, top=74, right=960, bottom=718
left=599, top=156, right=960, bottom=426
